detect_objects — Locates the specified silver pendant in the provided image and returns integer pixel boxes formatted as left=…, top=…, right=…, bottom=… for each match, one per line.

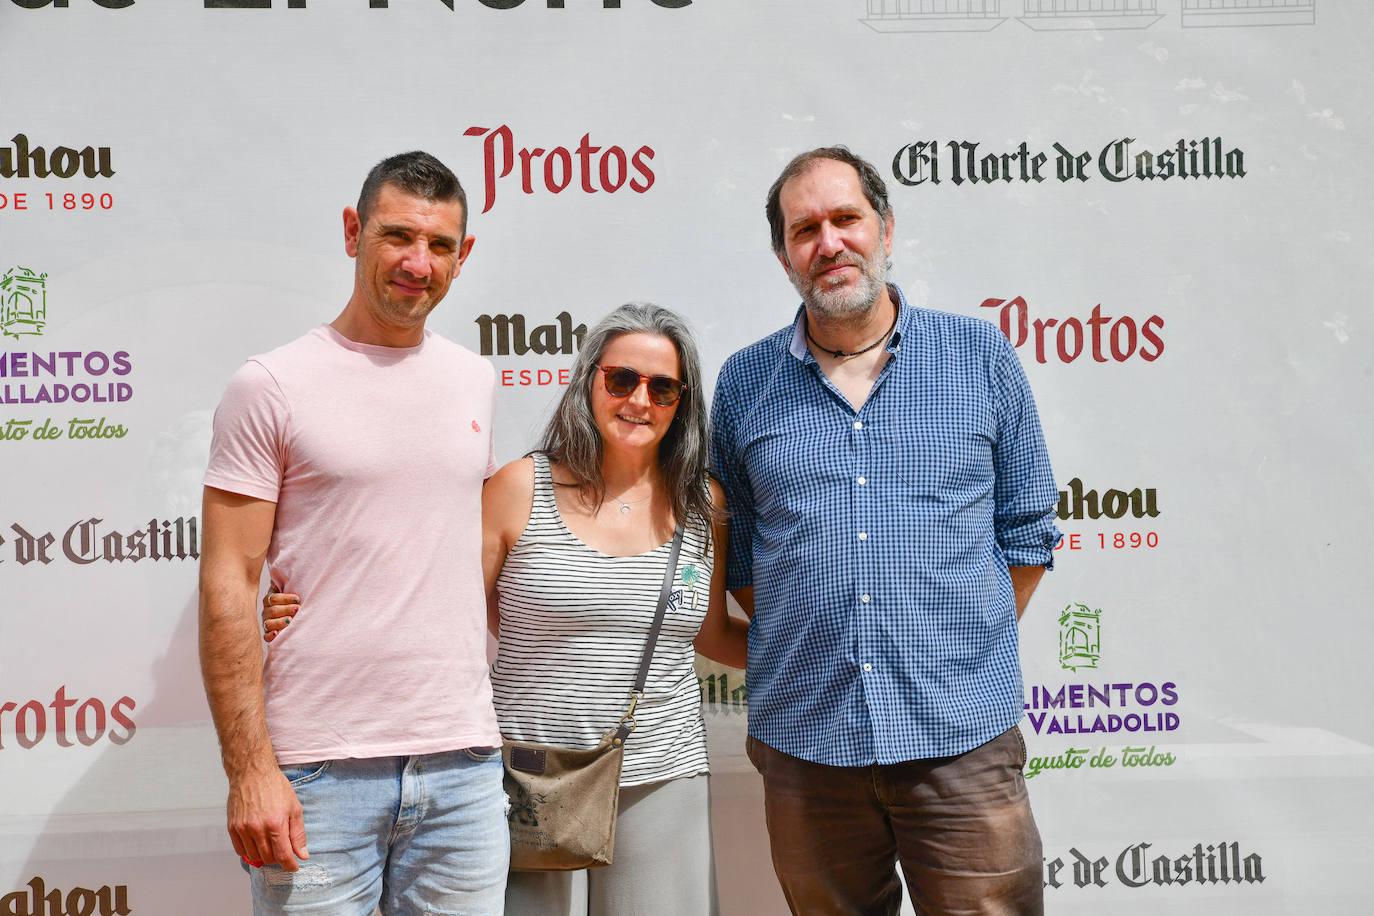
left=619, top=503, right=632, bottom=515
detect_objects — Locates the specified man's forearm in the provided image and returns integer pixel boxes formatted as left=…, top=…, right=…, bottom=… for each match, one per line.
left=1008, top=565, right=1046, bottom=620
left=199, top=575, right=277, bottom=778
left=198, top=487, right=280, bottom=779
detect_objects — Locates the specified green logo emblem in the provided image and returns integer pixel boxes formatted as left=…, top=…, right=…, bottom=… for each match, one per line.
left=1, top=266, right=48, bottom=340
left=1058, top=603, right=1101, bottom=672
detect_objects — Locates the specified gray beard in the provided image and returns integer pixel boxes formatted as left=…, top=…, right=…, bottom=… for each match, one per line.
left=789, top=258, right=888, bottom=324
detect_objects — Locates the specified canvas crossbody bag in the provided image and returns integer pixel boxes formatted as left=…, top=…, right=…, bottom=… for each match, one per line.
left=502, top=524, right=685, bottom=871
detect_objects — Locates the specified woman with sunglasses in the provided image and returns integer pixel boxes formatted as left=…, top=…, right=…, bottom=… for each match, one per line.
left=263, top=302, right=746, bottom=915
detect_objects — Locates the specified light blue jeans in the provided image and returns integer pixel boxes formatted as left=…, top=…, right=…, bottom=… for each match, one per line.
left=248, top=748, right=509, bottom=915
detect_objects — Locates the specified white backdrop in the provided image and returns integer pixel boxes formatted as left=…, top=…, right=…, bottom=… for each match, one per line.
left=2, top=1, right=1371, bottom=913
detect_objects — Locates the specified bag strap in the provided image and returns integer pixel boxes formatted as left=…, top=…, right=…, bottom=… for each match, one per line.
left=613, top=524, right=685, bottom=746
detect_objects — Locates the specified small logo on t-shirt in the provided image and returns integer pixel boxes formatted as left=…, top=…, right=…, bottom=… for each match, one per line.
left=471, top=420, right=481, bottom=433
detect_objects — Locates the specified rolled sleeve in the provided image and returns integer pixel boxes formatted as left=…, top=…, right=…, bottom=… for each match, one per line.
left=990, top=340, right=1060, bottom=569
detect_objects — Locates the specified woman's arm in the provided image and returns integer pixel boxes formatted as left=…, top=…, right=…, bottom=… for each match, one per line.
left=481, top=457, right=536, bottom=638
left=693, top=479, right=749, bottom=669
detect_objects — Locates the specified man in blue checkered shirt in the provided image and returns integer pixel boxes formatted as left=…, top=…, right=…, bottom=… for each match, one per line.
left=710, top=147, right=1060, bottom=915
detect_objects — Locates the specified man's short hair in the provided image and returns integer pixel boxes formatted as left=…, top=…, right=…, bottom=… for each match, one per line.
left=765, top=146, right=892, bottom=255
left=357, top=151, right=470, bottom=238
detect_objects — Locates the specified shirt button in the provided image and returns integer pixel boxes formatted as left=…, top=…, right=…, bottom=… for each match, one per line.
left=858, top=532, right=868, bottom=541
left=861, top=594, right=871, bottom=603
left=863, top=663, right=873, bottom=672
left=857, top=476, right=867, bottom=485
left=853, top=421, right=863, bottom=430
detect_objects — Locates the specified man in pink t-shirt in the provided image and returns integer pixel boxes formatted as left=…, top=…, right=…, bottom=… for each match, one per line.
left=199, top=151, right=507, bottom=915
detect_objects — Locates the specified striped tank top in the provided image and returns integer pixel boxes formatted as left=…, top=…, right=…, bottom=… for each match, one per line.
left=491, top=452, right=712, bottom=787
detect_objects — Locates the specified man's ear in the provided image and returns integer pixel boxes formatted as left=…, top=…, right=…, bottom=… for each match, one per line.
left=455, top=235, right=476, bottom=272
left=343, top=207, right=362, bottom=258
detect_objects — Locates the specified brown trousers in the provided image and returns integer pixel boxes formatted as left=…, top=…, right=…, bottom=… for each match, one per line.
left=748, top=727, right=1043, bottom=916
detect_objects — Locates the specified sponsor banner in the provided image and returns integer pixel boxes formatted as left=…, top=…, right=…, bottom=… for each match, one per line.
left=463, top=125, right=656, bottom=215
left=1054, top=480, right=1161, bottom=555
left=1024, top=680, right=1181, bottom=740
left=1, top=518, right=199, bottom=567
left=0, top=687, right=137, bottom=751
left=0, top=134, right=115, bottom=183
left=1, top=268, right=136, bottom=443
left=1043, top=840, right=1265, bottom=891
left=983, top=297, right=1165, bottom=365
left=892, top=137, right=1245, bottom=187
left=1023, top=602, right=1184, bottom=784
left=477, top=309, right=587, bottom=390
left=0, top=876, right=131, bottom=916
left=3, top=1, right=1372, bottom=912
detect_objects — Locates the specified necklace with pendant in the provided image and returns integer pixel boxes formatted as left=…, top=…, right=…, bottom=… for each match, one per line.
left=613, top=492, right=652, bottom=515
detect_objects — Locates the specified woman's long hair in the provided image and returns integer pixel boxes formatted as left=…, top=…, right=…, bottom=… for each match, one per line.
left=537, top=302, right=716, bottom=539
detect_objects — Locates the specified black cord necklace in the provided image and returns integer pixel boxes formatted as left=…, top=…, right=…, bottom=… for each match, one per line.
left=804, top=306, right=899, bottom=359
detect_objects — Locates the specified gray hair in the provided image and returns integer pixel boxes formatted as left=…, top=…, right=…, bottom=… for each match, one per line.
left=765, top=146, right=893, bottom=256
left=537, top=302, right=716, bottom=539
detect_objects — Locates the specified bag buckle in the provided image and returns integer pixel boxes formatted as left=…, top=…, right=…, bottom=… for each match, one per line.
left=617, top=690, right=642, bottom=734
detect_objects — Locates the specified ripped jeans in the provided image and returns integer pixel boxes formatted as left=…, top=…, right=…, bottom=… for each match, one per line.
left=247, top=749, right=508, bottom=916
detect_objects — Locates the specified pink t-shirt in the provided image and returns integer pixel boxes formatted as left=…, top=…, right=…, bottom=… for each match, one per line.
left=205, top=325, right=500, bottom=764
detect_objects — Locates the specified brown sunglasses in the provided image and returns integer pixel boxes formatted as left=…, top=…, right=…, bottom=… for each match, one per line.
left=596, top=365, right=688, bottom=407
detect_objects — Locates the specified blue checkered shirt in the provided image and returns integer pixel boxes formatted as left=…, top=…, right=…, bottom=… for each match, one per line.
left=710, top=286, right=1060, bottom=765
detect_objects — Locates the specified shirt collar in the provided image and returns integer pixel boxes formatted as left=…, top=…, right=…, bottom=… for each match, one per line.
left=787, top=284, right=911, bottom=362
